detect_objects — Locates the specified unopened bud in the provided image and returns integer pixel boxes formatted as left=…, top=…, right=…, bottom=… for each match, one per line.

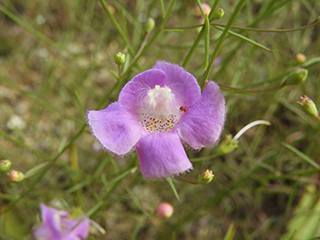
left=298, top=96, right=319, bottom=119
left=296, top=53, right=306, bottom=64
left=143, top=18, right=155, bottom=33
left=194, top=3, right=211, bottom=19
left=9, top=170, right=25, bottom=182
left=211, top=8, right=224, bottom=21
left=155, top=202, right=174, bottom=219
left=197, top=169, right=214, bottom=185
left=114, top=52, right=126, bottom=65
left=285, top=68, right=308, bottom=85
left=215, top=134, right=239, bottom=157
left=0, top=160, right=11, bottom=172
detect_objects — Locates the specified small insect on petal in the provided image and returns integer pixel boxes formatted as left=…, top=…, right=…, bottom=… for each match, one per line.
left=179, top=106, right=187, bottom=112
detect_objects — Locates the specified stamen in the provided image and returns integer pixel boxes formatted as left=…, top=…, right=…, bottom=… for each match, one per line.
left=233, top=120, right=271, bottom=141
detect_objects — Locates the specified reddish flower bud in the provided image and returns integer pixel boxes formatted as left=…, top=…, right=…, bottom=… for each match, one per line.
left=197, top=169, right=214, bottom=185
left=9, top=170, right=24, bottom=182
left=194, top=3, right=211, bottom=19
left=155, top=202, right=174, bottom=219
left=298, top=95, right=319, bottom=120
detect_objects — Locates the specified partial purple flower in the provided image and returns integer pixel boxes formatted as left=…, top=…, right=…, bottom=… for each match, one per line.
left=33, top=203, right=89, bottom=240
left=87, top=61, right=226, bottom=179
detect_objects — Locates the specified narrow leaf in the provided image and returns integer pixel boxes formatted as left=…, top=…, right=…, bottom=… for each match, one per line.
left=214, top=26, right=273, bottom=52
left=166, top=177, right=180, bottom=201
left=282, top=143, right=320, bottom=169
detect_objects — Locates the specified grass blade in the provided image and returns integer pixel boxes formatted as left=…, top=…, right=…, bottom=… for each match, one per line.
left=282, top=143, right=320, bottom=169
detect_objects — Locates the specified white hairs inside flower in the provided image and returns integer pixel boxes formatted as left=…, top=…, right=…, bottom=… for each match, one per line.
left=140, top=85, right=182, bottom=133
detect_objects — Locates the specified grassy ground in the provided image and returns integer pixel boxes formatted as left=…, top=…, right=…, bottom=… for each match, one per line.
left=0, top=0, right=320, bottom=239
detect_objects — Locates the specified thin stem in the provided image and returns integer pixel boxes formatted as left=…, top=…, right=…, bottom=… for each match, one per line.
left=128, top=33, right=149, bottom=71
left=178, top=176, right=198, bottom=185
left=98, top=0, right=134, bottom=56
left=204, top=15, right=210, bottom=69
left=218, top=82, right=286, bottom=95
left=121, top=0, right=177, bottom=78
left=181, top=0, right=220, bottom=68
left=0, top=6, right=67, bottom=53
left=200, top=0, right=247, bottom=89
left=162, top=17, right=319, bottom=33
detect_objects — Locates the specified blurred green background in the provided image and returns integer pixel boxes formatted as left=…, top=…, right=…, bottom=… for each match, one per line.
left=0, top=0, right=320, bottom=239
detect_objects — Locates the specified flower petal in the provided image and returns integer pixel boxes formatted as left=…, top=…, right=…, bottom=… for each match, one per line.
left=177, top=81, right=226, bottom=149
left=118, top=69, right=167, bottom=109
left=33, top=203, right=62, bottom=240
left=153, top=61, right=201, bottom=106
left=136, top=132, right=192, bottom=179
left=61, top=216, right=90, bottom=239
left=87, top=103, right=145, bottom=155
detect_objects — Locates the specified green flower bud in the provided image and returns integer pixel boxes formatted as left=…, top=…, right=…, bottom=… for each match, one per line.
left=0, top=160, right=11, bottom=172
left=298, top=95, right=320, bottom=120
left=285, top=68, right=308, bottom=85
left=197, top=169, right=214, bottom=185
left=114, top=52, right=126, bottom=65
left=295, top=53, right=306, bottom=64
left=215, top=134, right=239, bottom=157
left=8, top=170, right=25, bottom=182
left=211, top=8, right=225, bottom=21
left=143, top=18, right=155, bottom=33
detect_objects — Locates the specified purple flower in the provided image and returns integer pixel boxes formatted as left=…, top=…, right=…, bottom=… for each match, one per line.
left=87, top=61, right=226, bottom=179
left=33, top=203, right=89, bottom=240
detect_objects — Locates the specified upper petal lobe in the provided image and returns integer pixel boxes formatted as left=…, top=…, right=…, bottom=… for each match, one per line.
left=153, top=61, right=201, bottom=106
left=118, top=69, right=167, bottom=109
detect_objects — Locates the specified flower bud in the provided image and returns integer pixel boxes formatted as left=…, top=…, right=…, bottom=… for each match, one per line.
left=0, top=160, right=11, bottom=172
left=215, top=134, right=239, bottom=157
left=194, top=3, right=211, bottom=19
left=298, top=96, right=319, bottom=119
left=143, top=18, right=155, bottom=33
left=197, top=169, right=214, bottom=185
left=114, top=52, right=126, bottom=65
left=8, top=170, right=25, bottom=182
left=295, top=53, right=306, bottom=64
left=155, top=202, right=174, bottom=219
left=285, top=68, right=308, bottom=85
left=211, top=8, right=224, bottom=21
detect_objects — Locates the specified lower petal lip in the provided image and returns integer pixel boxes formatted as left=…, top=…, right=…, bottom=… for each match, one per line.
left=136, top=132, right=193, bottom=179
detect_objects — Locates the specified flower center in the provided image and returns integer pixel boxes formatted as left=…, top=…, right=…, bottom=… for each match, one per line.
left=139, top=85, right=181, bottom=133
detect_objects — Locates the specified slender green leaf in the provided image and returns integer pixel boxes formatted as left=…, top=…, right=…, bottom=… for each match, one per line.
left=166, top=177, right=180, bottom=201
left=282, top=143, right=320, bottom=169
left=214, top=26, right=272, bottom=52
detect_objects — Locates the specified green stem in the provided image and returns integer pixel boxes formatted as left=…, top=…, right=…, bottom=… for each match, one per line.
left=218, top=82, right=286, bottom=95
left=98, top=0, right=135, bottom=57
left=204, top=15, right=210, bottom=69
left=200, top=0, right=247, bottom=90
left=178, top=176, right=198, bottom=185
left=181, top=0, right=220, bottom=68
left=0, top=5, right=67, bottom=52
left=120, top=0, right=177, bottom=78
left=163, top=17, right=319, bottom=32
